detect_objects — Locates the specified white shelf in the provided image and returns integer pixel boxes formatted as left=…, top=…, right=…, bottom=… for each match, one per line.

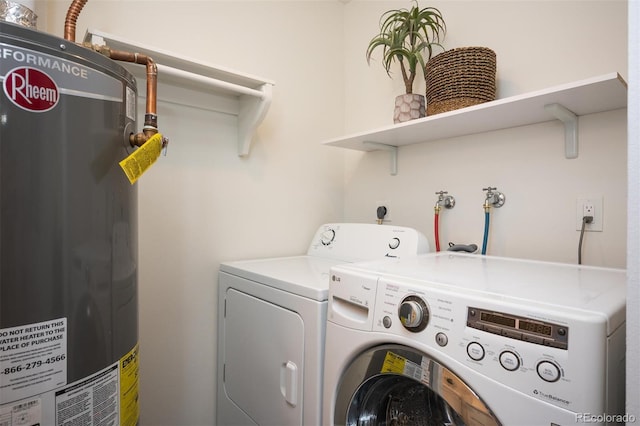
left=84, top=29, right=274, bottom=157
left=323, top=72, right=627, bottom=173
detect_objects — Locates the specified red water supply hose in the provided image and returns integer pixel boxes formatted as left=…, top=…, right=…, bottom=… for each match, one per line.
left=434, top=210, right=440, bottom=252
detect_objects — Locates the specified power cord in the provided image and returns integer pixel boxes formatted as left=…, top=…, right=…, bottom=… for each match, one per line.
left=578, top=215, right=593, bottom=265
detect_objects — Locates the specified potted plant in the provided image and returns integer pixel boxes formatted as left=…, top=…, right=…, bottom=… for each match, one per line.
left=366, top=1, right=446, bottom=123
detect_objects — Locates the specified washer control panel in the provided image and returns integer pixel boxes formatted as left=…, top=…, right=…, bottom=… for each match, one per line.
left=357, top=277, right=616, bottom=415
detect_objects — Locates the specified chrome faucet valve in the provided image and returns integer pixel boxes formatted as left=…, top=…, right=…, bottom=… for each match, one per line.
left=435, top=191, right=455, bottom=210
left=482, top=187, right=506, bottom=208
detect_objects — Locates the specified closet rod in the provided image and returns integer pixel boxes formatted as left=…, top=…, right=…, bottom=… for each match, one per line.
left=156, top=64, right=267, bottom=99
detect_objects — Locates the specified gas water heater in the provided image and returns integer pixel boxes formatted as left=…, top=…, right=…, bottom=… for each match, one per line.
left=0, top=5, right=140, bottom=425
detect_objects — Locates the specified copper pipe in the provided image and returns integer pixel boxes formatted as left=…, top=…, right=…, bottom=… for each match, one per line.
left=65, top=0, right=164, bottom=148
left=109, top=51, right=158, bottom=146
left=81, top=45, right=160, bottom=147
left=64, top=0, right=88, bottom=42
left=109, top=49, right=158, bottom=116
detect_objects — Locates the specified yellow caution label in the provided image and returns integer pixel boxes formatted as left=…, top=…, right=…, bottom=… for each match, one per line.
left=381, top=351, right=406, bottom=374
left=119, top=133, right=163, bottom=184
left=120, top=344, right=140, bottom=426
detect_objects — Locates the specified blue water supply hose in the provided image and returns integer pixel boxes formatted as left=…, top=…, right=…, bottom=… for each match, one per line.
left=481, top=210, right=490, bottom=255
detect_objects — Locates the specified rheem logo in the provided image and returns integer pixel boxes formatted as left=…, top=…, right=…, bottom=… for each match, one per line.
left=3, top=67, right=59, bottom=112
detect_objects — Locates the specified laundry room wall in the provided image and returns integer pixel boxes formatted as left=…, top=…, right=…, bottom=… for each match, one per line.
left=43, top=1, right=345, bottom=424
left=339, top=0, right=628, bottom=268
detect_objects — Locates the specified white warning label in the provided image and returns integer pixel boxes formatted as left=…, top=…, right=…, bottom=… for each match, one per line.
left=0, top=318, right=67, bottom=404
left=55, top=364, right=119, bottom=426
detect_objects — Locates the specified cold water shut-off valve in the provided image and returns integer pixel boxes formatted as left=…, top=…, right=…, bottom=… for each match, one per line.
left=483, top=186, right=506, bottom=211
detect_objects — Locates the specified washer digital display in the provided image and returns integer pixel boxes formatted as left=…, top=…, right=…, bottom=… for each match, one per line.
left=518, top=320, right=552, bottom=336
left=468, top=307, right=568, bottom=349
left=480, top=312, right=516, bottom=328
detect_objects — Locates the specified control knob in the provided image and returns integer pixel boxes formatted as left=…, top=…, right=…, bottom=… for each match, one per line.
left=388, top=237, right=400, bottom=250
left=320, top=229, right=336, bottom=246
left=398, top=295, right=429, bottom=332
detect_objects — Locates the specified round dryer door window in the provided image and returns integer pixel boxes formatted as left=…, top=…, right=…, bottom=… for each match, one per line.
left=335, top=345, right=501, bottom=426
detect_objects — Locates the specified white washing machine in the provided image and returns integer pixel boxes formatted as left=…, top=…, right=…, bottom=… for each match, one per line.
left=216, top=223, right=430, bottom=426
left=323, top=252, right=626, bottom=425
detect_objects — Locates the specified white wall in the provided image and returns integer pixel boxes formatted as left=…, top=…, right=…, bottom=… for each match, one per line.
left=44, top=2, right=345, bottom=424
left=341, top=0, right=628, bottom=268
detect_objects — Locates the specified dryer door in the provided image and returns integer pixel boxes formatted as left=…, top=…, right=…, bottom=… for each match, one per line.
left=335, top=344, right=501, bottom=426
left=223, top=288, right=304, bottom=425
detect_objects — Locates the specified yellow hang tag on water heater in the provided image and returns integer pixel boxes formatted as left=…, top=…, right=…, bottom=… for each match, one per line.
left=119, top=133, right=163, bottom=184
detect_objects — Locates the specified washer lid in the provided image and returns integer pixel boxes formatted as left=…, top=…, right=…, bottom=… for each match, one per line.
left=220, top=255, right=347, bottom=301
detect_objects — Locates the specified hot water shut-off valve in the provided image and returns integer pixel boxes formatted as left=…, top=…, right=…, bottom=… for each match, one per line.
left=398, top=295, right=429, bottom=332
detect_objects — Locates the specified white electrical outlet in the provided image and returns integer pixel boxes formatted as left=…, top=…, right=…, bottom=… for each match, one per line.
left=576, top=196, right=603, bottom=232
left=375, top=200, right=391, bottom=223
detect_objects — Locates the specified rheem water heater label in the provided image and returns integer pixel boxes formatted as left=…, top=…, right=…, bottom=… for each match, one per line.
left=0, top=318, right=67, bottom=404
left=0, top=42, right=123, bottom=105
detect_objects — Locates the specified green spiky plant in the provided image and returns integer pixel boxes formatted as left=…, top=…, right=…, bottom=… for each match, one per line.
left=366, top=2, right=446, bottom=94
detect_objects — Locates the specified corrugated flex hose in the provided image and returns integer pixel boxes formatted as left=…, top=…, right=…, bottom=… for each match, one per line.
left=481, top=210, right=490, bottom=255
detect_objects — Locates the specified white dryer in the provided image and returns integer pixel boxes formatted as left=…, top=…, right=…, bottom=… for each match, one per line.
left=323, top=252, right=626, bottom=425
left=216, top=223, right=429, bottom=426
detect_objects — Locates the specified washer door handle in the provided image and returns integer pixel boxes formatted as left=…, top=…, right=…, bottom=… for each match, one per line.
left=280, top=360, right=298, bottom=406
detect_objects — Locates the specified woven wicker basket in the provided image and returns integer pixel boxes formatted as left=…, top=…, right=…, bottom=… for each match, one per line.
left=425, top=47, right=496, bottom=115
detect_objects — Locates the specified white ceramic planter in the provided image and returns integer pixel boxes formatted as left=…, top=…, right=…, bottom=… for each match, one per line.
left=393, top=93, right=426, bottom=123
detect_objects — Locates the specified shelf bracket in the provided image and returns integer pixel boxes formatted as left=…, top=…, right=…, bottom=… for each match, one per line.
left=363, top=141, right=398, bottom=175
left=238, top=83, right=273, bottom=157
left=544, top=103, right=579, bottom=159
